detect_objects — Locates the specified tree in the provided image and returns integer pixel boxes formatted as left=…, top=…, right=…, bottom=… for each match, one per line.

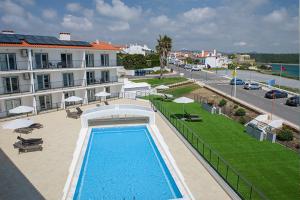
left=156, top=35, right=172, bottom=79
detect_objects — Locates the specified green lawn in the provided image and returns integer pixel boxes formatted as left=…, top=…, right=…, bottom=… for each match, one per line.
left=151, top=98, right=300, bottom=200
left=132, top=77, right=187, bottom=87
left=163, top=84, right=200, bottom=98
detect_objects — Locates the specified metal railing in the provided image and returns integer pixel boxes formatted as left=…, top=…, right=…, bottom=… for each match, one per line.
left=0, top=84, right=32, bottom=95
left=86, top=76, right=119, bottom=86
left=0, top=61, right=29, bottom=71
left=150, top=97, right=268, bottom=200
left=32, top=60, right=84, bottom=70
left=35, top=79, right=85, bottom=92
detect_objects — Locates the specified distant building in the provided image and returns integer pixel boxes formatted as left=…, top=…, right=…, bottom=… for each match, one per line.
left=233, top=54, right=255, bottom=65
left=121, top=44, right=153, bottom=56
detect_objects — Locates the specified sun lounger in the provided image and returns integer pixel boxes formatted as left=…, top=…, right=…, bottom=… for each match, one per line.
left=66, top=109, right=79, bottom=119
left=13, top=141, right=43, bottom=153
left=76, top=107, right=83, bottom=115
left=184, top=112, right=202, bottom=122
left=104, top=101, right=109, bottom=105
left=29, top=123, right=43, bottom=129
left=14, top=127, right=33, bottom=134
left=17, top=136, right=43, bottom=145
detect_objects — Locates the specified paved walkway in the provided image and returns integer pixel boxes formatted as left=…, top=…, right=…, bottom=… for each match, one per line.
left=0, top=99, right=231, bottom=200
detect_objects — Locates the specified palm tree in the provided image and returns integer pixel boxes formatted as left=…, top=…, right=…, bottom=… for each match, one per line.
left=156, top=35, right=172, bottom=79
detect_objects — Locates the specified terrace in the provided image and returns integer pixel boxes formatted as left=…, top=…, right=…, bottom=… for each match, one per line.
left=0, top=98, right=230, bottom=200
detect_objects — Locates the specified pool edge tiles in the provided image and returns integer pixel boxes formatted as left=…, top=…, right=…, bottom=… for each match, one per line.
left=69, top=125, right=189, bottom=200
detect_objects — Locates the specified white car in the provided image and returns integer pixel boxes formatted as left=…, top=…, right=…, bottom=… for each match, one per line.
left=184, top=64, right=192, bottom=69
left=191, top=65, right=202, bottom=71
left=244, top=82, right=262, bottom=90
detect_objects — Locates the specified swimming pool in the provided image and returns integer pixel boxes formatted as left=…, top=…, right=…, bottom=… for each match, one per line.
left=73, top=125, right=183, bottom=199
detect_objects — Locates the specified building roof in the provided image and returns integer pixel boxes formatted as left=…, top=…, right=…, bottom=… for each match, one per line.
left=0, top=33, right=119, bottom=51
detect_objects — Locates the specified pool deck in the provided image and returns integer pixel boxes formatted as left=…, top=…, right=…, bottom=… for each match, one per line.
left=0, top=99, right=231, bottom=200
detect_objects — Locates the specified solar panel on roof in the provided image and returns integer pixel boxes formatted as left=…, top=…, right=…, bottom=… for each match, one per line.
left=0, top=34, right=22, bottom=43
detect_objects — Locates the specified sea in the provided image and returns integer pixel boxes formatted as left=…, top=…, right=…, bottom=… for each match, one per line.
left=271, top=64, right=299, bottom=78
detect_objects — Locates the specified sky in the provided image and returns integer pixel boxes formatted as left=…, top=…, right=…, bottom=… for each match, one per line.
left=0, top=0, right=298, bottom=53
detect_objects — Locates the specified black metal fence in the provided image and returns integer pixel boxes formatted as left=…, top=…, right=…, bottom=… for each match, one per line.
left=150, top=98, right=268, bottom=200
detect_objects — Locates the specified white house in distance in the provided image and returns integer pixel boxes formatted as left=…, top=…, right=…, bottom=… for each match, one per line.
left=0, top=31, right=123, bottom=118
left=196, top=50, right=232, bottom=68
left=122, top=44, right=153, bottom=56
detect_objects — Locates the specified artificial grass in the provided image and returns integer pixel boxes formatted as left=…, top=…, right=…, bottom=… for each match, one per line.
left=132, top=77, right=187, bottom=87
left=152, top=99, right=300, bottom=200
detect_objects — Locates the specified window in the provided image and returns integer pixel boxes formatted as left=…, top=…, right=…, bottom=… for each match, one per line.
left=86, top=71, right=95, bottom=85
left=105, top=86, right=110, bottom=93
left=5, top=98, right=21, bottom=112
left=3, top=77, right=19, bottom=93
left=37, top=74, right=50, bottom=90
left=85, top=54, right=94, bottom=67
left=38, top=95, right=52, bottom=110
left=63, top=73, right=74, bottom=87
left=0, top=53, right=16, bottom=70
left=87, top=89, right=96, bottom=102
left=101, top=71, right=110, bottom=83
left=35, top=53, right=48, bottom=69
left=61, top=53, right=73, bottom=68
left=100, top=54, right=109, bottom=66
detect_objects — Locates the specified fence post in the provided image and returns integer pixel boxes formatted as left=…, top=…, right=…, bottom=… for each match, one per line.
left=249, top=185, right=253, bottom=200
left=202, top=143, right=205, bottom=155
left=209, top=148, right=212, bottom=161
left=217, top=156, right=220, bottom=170
left=236, top=175, right=240, bottom=191
left=225, top=165, right=229, bottom=180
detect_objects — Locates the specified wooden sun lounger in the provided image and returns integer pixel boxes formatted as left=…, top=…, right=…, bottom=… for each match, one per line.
left=66, top=109, right=79, bottom=119
left=17, top=136, right=43, bottom=145
left=29, top=123, right=43, bottom=129
left=13, top=141, right=43, bottom=154
left=104, top=101, right=109, bottom=105
left=76, top=107, right=83, bottom=115
left=184, top=111, right=202, bottom=122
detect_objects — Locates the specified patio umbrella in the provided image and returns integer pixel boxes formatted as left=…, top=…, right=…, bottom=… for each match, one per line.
left=155, top=85, right=169, bottom=90
left=64, top=96, right=83, bottom=102
left=9, top=106, right=34, bottom=114
left=2, top=119, right=34, bottom=129
left=95, top=91, right=111, bottom=101
left=173, top=97, right=194, bottom=114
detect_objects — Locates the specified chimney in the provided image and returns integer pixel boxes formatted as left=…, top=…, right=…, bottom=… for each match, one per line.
left=213, top=49, right=216, bottom=56
left=201, top=50, right=204, bottom=57
left=2, top=30, right=15, bottom=34
left=95, top=39, right=99, bottom=44
left=59, top=32, right=71, bottom=41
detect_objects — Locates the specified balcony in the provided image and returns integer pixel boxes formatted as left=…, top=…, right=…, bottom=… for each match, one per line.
left=35, top=79, right=86, bottom=92
left=0, top=84, right=32, bottom=95
left=86, top=76, right=119, bottom=86
left=32, top=60, right=84, bottom=70
left=0, top=61, right=29, bottom=71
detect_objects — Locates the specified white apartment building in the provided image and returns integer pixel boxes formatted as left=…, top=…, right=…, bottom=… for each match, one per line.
left=122, top=44, right=153, bottom=56
left=0, top=32, right=123, bottom=118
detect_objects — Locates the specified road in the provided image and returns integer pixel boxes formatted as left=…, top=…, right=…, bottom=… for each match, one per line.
left=171, top=66, right=300, bottom=126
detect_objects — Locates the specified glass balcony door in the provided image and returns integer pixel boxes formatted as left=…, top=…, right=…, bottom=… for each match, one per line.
left=87, top=88, right=96, bottom=102
left=39, top=95, right=52, bottom=110
left=85, top=54, right=94, bottom=67
left=35, top=53, right=48, bottom=69
left=86, top=71, right=95, bottom=85
left=0, top=53, right=16, bottom=70
left=5, top=98, right=21, bottom=112
left=100, top=54, right=109, bottom=66
left=64, top=91, right=75, bottom=106
left=37, top=74, right=50, bottom=90
left=3, top=77, right=19, bottom=93
left=63, top=73, right=74, bottom=87
left=101, top=71, right=110, bottom=83
left=61, top=53, right=73, bottom=68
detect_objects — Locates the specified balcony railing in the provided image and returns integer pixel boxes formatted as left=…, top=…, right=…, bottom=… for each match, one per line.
left=32, top=60, right=84, bottom=70
left=0, top=84, right=32, bottom=95
left=35, top=79, right=86, bottom=92
left=0, top=61, right=29, bottom=71
left=86, top=76, right=119, bottom=86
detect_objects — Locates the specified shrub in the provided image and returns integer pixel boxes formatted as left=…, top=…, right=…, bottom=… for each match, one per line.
left=218, top=99, right=227, bottom=107
left=238, top=117, right=246, bottom=124
left=233, top=105, right=238, bottom=109
left=235, top=108, right=246, bottom=116
left=277, top=128, right=293, bottom=141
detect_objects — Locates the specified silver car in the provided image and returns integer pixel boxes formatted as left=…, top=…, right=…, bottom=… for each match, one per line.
left=244, top=82, right=262, bottom=90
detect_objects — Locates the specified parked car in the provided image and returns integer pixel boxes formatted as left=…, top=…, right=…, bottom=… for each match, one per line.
left=286, top=95, right=300, bottom=106
left=244, top=82, right=262, bottom=90
left=230, top=78, right=245, bottom=85
left=191, top=65, right=202, bottom=71
left=184, top=64, right=192, bottom=69
left=264, top=90, right=288, bottom=99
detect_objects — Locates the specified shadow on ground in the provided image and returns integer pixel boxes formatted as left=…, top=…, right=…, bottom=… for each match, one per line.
left=0, top=148, right=45, bottom=200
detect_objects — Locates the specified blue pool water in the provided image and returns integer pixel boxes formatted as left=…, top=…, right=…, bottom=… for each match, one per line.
left=73, top=125, right=183, bottom=200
